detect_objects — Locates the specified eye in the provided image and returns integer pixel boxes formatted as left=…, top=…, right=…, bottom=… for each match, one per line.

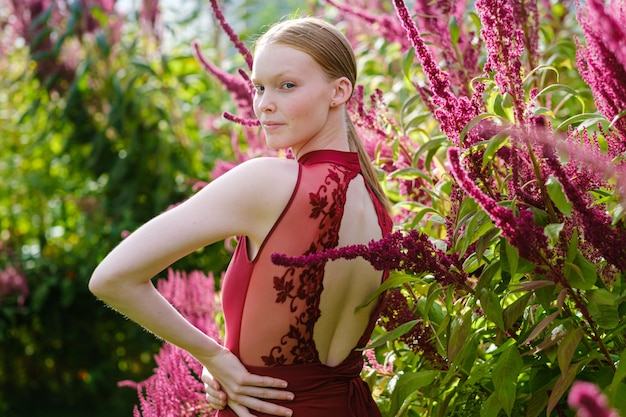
left=281, top=82, right=295, bottom=90
left=254, top=84, right=265, bottom=93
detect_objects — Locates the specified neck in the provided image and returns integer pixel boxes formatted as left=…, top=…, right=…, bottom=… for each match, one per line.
left=292, top=107, right=350, bottom=159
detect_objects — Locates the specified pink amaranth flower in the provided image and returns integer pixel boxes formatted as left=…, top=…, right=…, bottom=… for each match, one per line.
left=192, top=41, right=255, bottom=120
left=120, top=269, right=221, bottom=416
left=378, top=288, right=447, bottom=367
left=363, top=348, right=394, bottom=376
left=325, top=0, right=410, bottom=49
left=576, top=0, right=626, bottom=140
left=542, top=142, right=626, bottom=270
left=0, top=265, right=29, bottom=306
left=272, top=229, right=466, bottom=286
left=392, top=0, right=483, bottom=145
left=447, top=147, right=548, bottom=262
left=475, top=0, right=528, bottom=123
left=568, top=381, right=619, bottom=417
left=208, top=0, right=253, bottom=70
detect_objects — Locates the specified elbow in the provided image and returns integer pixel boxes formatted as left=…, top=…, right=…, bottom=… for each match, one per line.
left=88, top=267, right=116, bottom=300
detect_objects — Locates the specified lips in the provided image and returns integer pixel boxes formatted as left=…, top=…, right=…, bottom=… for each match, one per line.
left=262, top=121, right=284, bottom=130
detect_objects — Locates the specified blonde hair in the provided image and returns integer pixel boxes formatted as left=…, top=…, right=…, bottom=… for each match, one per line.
left=256, top=17, right=391, bottom=212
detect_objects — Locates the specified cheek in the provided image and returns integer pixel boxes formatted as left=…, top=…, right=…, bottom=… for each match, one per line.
left=252, top=97, right=261, bottom=118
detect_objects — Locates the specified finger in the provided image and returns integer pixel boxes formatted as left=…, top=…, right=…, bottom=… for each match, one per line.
left=229, top=401, right=256, bottom=417
left=229, top=396, right=293, bottom=417
left=243, top=374, right=290, bottom=389
left=201, top=366, right=215, bottom=385
left=234, top=386, right=294, bottom=402
left=205, top=389, right=226, bottom=408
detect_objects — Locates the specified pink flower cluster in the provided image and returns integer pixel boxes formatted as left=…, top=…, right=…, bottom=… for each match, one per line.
left=476, top=0, right=530, bottom=123
left=567, top=381, right=620, bottom=417
left=447, top=147, right=548, bottom=262
left=272, top=229, right=466, bottom=286
left=120, top=269, right=221, bottom=417
left=392, top=0, right=483, bottom=145
left=0, top=265, right=29, bottom=306
left=378, top=288, right=446, bottom=366
left=576, top=0, right=626, bottom=140
left=6, top=0, right=121, bottom=89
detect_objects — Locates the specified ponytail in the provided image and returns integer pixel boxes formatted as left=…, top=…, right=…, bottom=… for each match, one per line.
left=345, top=113, right=391, bottom=213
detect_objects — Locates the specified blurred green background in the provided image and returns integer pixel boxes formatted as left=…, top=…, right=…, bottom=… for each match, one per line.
left=0, top=0, right=306, bottom=415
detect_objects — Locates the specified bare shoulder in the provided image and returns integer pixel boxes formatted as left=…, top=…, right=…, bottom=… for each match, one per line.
left=214, top=157, right=299, bottom=204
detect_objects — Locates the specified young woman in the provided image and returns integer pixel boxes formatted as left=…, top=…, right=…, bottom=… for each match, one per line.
left=89, top=17, right=392, bottom=417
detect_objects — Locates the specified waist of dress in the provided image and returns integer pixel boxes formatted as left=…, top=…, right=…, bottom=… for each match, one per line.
left=245, top=359, right=362, bottom=391
left=243, top=359, right=380, bottom=417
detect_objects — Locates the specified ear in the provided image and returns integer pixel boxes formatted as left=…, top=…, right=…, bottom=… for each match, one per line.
left=330, top=77, right=353, bottom=107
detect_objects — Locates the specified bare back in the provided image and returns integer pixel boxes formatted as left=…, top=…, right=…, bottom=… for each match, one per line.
left=220, top=150, right=391, bottom=368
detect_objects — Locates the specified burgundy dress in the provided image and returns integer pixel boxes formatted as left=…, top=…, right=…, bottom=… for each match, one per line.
left=218, top=150, right=392, bottom=417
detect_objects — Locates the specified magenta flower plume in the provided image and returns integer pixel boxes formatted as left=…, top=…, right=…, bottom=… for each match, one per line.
left=392, top=0, right=453, bottom=105
left=120, top=270, right=221, bottom=416
left=392, top=0, right=482, bottom=145
left=476, top=0, right=527, bottom=123
left=576, top=0, right=626, bottom=139
left=568, top=381, right=619, bottom=417
left=192, top=40, right=255, bottom=119
left=325, top=0, right=410, bottom=49
left=222, top=111, right=260, bottom=127
left=542, top=143, right=626, bottom=270
left=0, top=265, right=29, bottom=307
left=379, top=288, right=446, bottom=367
left=272, top=229, right=466, bottom=286
left=208, top=0, right=253, bottom=70
left=119, top=344, right=215, bottom=417
left=447, top=147, right=548, bottom=261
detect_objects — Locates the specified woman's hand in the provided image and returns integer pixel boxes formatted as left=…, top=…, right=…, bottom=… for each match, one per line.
left=199, top=349, right=294, bottom=417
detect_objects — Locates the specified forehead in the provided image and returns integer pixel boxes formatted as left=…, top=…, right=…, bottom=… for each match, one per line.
left=251, top=44, right=320, bottom=79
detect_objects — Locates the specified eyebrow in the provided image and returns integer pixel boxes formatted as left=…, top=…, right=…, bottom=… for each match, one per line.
left=251, top=71, right=298, bottom=83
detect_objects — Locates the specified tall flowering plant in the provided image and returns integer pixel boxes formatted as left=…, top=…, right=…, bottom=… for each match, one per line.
left=119, top=269, right=221, bottom=417
left=128, top=0, right=626, bottom=416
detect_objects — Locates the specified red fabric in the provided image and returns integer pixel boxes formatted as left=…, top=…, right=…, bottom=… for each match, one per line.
left=219, top=150, right=391, bottom=416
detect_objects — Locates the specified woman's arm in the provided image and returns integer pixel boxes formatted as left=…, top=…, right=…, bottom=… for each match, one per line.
left=89, top=158, right=298, bottom=417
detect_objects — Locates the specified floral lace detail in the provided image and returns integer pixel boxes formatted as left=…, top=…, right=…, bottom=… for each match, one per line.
left=261, top=164, right=358, bottom=366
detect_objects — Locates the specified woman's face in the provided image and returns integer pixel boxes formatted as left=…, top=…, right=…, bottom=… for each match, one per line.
left=251, top=44, right=338, bottom=156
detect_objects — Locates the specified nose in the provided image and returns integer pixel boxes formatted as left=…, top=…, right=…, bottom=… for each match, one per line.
left=256, top=91, right=276, bottom=113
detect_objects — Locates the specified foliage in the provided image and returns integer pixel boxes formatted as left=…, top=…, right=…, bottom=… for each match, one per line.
left=3, top=0, right=626, bottom=416
left=136, top=0, right=625, bottom=416
left=0, top=1, right=234, bottom=415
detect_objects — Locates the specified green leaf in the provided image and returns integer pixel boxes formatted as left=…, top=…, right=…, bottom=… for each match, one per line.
left=524, top=388, right=549, bottom=417
left=524, top=311, right=560, bottom=344
left=475, top=260, right=500, bottom=294
left=545, top=176, right=572, bottom=216
left=355, top=271, right=421, bottom=312
left=390, top=371, right=439, bottom=416
left=449, top=16, right=460, bottom=45
left=503, top=292, right=532, bottom=331
left=588, top=302, right=620, bottom=330
left=557, top=327, right=582, bottom=374
left=493, top=344, right=523, bottom=416
left=387, top=167, right=432, bottom=182
left=482, top=129, right=511, bottom=169
left=479, top=288, right=505, bottom=331
left=563, top=252, right=597, bottom=290
left=504, top=239, right=519, bottom=279
left=547, top=361, right=583, bottom=415
left=544, top=223, right=564, bottom=247
left=364, top=320, right=420, bottom=350
left=609, top=349, right=626, bottom=391
left=556, top=112, right=607, bottom=130
left=459, top=113, right=504, bottom=146
left=448, top=310, right=472, bottom=362
left=402, top=47, right=416, bottom=78
left=480, top=392, right=502, bottom=417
